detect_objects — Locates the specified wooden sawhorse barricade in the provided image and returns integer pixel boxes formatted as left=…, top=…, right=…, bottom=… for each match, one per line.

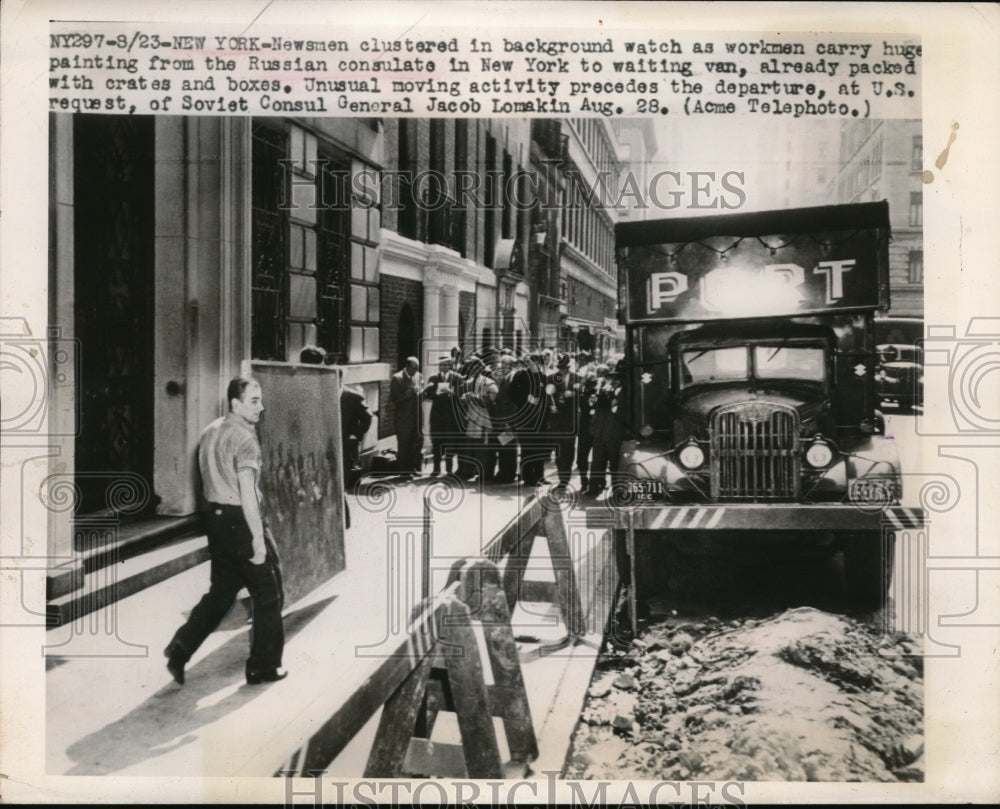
left=482, top=494, right=588, bottom=649
left=277, top=559, right=538, bottom=779
left=277, top=495, right=590, bottom=778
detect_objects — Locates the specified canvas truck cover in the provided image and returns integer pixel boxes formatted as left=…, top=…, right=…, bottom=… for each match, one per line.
left=617, top=202, right=891, bottom=324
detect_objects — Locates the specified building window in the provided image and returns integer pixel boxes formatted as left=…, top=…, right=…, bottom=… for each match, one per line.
left=251, top=120, right=379, bottom=364
left=251, top=122, right=288, bottom=361
left=911, top=135, right=922, bottom=171
left=347, top=158, right=381, bottom=363
left=909, top=191, right=923, bottom=227
left=426, top=119, right=460, bottom=254
left=907, top=249, right=924, bottom=284
left=284, top=126, right=320, bottom=360
left=396, top=119, right=417, bottom=240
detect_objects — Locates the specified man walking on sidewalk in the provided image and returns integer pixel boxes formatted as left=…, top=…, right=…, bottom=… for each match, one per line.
left=164, top=377, right=287, bottom=686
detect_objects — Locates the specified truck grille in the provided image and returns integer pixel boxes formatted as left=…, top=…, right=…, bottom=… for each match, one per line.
left=710, top=403, right=800, bottom=501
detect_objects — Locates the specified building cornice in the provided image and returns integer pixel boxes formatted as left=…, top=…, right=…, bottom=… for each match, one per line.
left=378, top=229, right=497, bottom=292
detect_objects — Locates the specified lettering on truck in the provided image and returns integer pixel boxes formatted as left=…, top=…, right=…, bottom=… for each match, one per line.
left=646, top=260, right=856, bottom=314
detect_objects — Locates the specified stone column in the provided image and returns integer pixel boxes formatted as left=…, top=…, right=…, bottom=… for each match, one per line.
left=422, top=268, right=440, bottom=370
left=43, top=113, right=82, bottom=599
left=441, top=283, right=459, bottom=352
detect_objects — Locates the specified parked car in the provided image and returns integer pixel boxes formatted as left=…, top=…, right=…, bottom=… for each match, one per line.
left=875, top=343, right=924, bottom=412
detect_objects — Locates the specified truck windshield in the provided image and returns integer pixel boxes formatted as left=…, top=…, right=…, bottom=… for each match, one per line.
left=755, top=345, right=825, bottom=382
left=680, top=344, right=825, bottom=388
left=681, top=346, right=748, bottom=386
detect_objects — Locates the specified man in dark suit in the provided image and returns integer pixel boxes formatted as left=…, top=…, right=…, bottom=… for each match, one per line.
left=509, top=352, right=549, bottom=486
left=389, top=356, right=423, bottom=478
left=587, top=367, right=627, bottom=497
left=573, top=351, right=597, bottom=491
left=423, top=355, right=464, bottom=476
left=489, top=351, right=519, bottom=484
left=546, top=352, right=578, bottom=489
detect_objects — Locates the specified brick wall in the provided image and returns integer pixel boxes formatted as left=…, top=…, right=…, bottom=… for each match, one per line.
left=378, top=275, right=424, bottom=439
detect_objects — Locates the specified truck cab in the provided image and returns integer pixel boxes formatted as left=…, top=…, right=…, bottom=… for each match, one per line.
left=624, top=316, right=897, bottom=507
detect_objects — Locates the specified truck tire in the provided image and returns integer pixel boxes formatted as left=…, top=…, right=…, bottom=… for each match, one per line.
left=843, top=531, right=895, bottom=608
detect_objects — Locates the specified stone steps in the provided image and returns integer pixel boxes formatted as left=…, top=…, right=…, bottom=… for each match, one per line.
left=46, top=532, right=209, bottom=628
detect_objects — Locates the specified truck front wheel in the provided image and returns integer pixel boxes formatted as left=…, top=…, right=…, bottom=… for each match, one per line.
left=842, top=531, right=896, bottom=609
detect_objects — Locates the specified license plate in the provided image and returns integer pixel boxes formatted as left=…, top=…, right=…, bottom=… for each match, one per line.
left=849, top=478, right=902, bottom=507
left=624, top=480, right=665, bottom=495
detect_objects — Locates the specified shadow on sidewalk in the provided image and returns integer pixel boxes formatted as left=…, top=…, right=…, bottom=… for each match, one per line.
left=60, top=595, right=337, bottom=775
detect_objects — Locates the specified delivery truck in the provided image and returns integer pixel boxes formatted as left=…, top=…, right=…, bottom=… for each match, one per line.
left=606, top=201, right=923, bottom=619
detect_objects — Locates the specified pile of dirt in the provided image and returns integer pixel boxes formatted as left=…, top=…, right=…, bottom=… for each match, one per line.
left=564, top=607, right=923, bottom=782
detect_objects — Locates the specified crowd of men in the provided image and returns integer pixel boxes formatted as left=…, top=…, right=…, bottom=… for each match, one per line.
left=389, top=347, right=629, bottom=497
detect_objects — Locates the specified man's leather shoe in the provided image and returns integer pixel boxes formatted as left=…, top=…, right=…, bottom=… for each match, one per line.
left=246, top=667, right=288, bottom=685
left=164, top=643, right=186, bottom=685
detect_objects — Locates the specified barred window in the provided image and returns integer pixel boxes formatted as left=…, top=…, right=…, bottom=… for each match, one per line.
left=347, top=157, right=381, bottom=363
left=251, top=120, right=379, bottom=364
left=251, top=121, right=290, bottom=362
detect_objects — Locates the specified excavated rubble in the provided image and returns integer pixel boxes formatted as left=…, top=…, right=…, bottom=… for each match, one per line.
left=564, top=607, right=923, bottom=782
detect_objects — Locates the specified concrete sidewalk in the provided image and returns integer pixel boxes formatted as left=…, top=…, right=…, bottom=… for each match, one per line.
left=45, top=470, right=615, bottom=777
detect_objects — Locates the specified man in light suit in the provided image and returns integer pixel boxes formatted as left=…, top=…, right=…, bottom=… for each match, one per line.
left=389, top=356, right=424, bottom=478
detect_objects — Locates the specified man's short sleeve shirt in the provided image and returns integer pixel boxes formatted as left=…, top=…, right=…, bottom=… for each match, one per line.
left=199, top=413, right=261, bottom=506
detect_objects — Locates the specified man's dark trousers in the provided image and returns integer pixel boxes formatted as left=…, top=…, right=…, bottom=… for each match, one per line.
left=168, top=505, right=284, bottom=675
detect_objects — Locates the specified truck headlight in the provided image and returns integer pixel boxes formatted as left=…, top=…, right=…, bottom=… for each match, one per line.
left=805, top=439, right=834, bottom=468
left=678, top=442, right=705, bottom=470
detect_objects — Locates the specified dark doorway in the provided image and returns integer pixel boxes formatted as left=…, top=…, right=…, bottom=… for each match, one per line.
left=73, top=115, right=156, bottom=516
left=397, top=303, right=416, bottom=370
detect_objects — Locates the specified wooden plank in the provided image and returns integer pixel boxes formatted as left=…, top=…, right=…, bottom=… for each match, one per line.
left=440, top=596, right=504, bottom=779
left=543, top=506, right=587, bottom=638
left=516, top=579, right=557, bottom=604
left=363, top=654, right=433, bottom=777
left=275, top=587, right=453, bottom=775
left=470, top=564, right=539, bottom=765
left=482, top=496, right=543, bottom=562
left=278, top=649, right=414, bottom=774
left=501, top=528, right=538, bottom=614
